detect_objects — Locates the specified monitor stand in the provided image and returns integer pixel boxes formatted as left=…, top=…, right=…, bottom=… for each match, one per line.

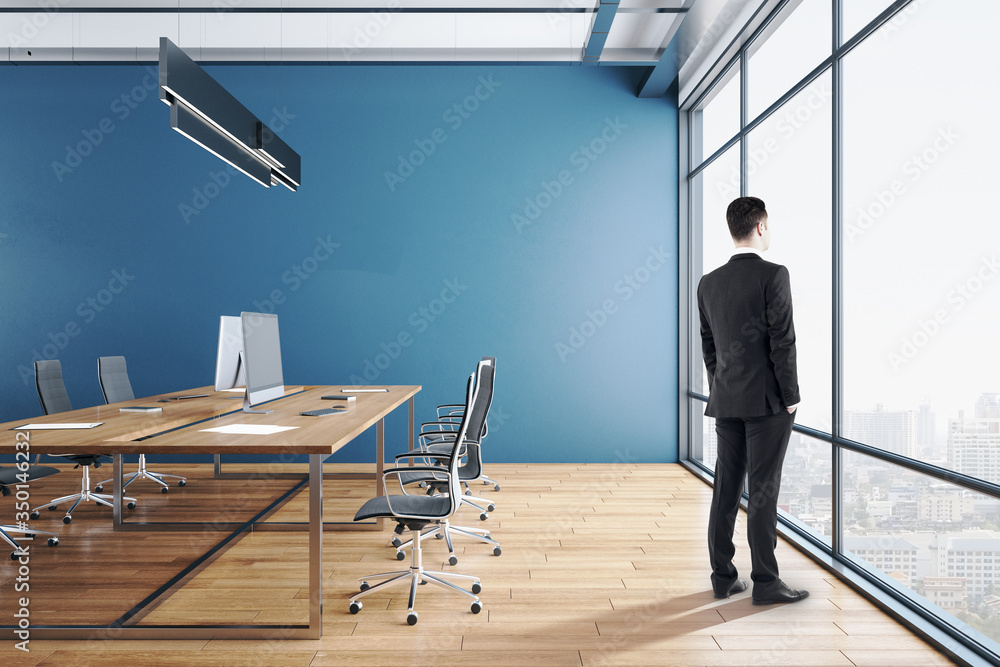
left=242, top=392, right=273, bottom=414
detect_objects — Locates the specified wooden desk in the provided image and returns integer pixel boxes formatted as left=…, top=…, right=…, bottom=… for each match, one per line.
left=1, top=384, right=420, bottom=640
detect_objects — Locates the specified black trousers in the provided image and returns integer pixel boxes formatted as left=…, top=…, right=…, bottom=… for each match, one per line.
left=708, top=410, right=795, bottom=589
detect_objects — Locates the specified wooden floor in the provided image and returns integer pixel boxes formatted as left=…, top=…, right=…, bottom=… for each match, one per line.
left=1, top=462, right=957, bottom=666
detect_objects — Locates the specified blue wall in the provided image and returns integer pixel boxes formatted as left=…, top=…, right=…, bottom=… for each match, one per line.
left=0, top=64, right=678, bottom=463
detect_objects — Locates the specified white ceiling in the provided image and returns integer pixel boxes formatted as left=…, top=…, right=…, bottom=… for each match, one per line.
left=0, top=1, right=691, bottom=65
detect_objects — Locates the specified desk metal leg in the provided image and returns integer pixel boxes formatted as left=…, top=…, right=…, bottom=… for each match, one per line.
left=309, top=453, right=323, bottom=638
left=409, top=395, right=415, bottom=451
left=112, top=453, right=123, bottom=530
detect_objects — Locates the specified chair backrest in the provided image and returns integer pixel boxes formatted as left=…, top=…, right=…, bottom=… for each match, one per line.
left=439, top=373, right=480, bottom=514
left=462, top=358, right=494, bottom=444
left=35, top=359, right=73, bottom=415
left=98, top=356, right=135, bottom=404
left=478, top=356, right=496, bottom=439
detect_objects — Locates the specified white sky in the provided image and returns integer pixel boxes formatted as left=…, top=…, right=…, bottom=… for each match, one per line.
left=695, top=0, right=1000, bottom=436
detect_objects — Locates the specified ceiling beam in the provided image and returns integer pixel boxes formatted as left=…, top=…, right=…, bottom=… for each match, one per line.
left=636, top=0, right=708, bottom=97
left=582, top=1, right=618, bottom=66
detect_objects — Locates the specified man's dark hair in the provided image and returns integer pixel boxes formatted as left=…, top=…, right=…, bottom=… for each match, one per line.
left=726, top=197, right=767, bottom=241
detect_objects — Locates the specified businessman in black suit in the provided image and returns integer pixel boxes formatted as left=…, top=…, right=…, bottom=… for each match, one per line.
left=697, top=196, right=809, bottom=606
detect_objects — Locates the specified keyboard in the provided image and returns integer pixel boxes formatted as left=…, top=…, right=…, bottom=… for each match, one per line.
left=300, top=408, right=347, bottom=417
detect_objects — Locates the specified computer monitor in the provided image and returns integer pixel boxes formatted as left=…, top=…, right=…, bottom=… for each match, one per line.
left=240, top=311, right=284, bottom=414
left=213, top=316, right=246, bottom=391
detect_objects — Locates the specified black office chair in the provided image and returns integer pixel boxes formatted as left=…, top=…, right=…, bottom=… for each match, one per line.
left=425, top=356, right=501, bottom=493
left=1, top=458, right=60, bottom=560
left=93, top=356, right=186, bottom=494
left=392, top=358, right=501, bottom=564
left=348, top=373, right=483, bottom=626
left=29, top=360, right=136, bottom=524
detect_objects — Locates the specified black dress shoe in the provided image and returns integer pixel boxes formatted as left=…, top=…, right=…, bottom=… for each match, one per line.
left=713, top=578, right=748, bottom=599
left=752, top=581, right=809, bottom=606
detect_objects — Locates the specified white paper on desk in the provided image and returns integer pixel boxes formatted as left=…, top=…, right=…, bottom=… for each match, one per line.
left=222, top=388, right=246, bottom=393
left=199, top=424, right=299, bottom=435
left=14, top=423, right=104, bottom=430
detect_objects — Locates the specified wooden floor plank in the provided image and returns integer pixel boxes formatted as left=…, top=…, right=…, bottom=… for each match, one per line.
left=0, top=463, right=957, bottom=665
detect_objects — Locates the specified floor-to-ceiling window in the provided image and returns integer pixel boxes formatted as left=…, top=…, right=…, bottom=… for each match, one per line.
left=682, top=1, right=1000, bottom=663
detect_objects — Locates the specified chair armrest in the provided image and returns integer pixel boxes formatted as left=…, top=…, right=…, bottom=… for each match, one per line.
left=394, top=450, right=449, bottom=462
left=383, top=466, right=452, bottom=514
left=421, top=420, right=460, bottom=431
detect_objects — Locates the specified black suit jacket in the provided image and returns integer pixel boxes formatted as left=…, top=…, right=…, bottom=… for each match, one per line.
left=697, top=253, right=800, bottom=418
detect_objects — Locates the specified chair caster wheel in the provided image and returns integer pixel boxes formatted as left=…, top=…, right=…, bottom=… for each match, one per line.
left=471, top=601, right=482, bottom=614
left=48, top=505, right=58, bottom=511
left=359, top=581, right=370, bottom=592
left=396, top=551, right=406, bottom=561
left=472, top=582, right=482, bottom=594
left=48, top=537, right=59, bottom=547
left=448, top=555, right=458, bottom=566
left=435, top=532, right=444, bottom=540
left=493, top=546, right=502, bottom=556
left=10, top=551, right=21, bottom=561
left=178, top=480, right=187, bottom=487
left=30, top=512, right=39, bottom=520
left=406, top=612, right=418, bottom=625
left=487, top=504, right=495, bottom=512
left=391, top=537, right=402, bottom=548
left=479, top=513, right=488, bottom=521
left=161, top=486, right=169, bottom=494
left=494, top=484, right=501, bottom=492
left=464, top=489, right=472, bottom=496
left=349, top=601, right=362, bottom=614
left=127, top=501, right=137, bottom=510
left=95, top=485, right=104, bottom=493
left=62, top=515, right=72, bottom=524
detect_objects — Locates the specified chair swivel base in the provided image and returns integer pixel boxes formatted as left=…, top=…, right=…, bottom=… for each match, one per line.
left=393, top=519, right=501, bottom=565
left=2, top=524, right=59, bottom=560
left=350, top=525, right=481, bottom=625
left=29, top=465, right=136, bottom=524
left=95, top=454, right=187, bottom=494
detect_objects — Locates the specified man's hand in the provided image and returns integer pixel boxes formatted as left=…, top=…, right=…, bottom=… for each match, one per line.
left=786, top=404, right=798, bottom=414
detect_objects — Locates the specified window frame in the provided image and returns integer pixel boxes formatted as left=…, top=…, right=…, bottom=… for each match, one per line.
left=678, top=1, right=1000, bottom=664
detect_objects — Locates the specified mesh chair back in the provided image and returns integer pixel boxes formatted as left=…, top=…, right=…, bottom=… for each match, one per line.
left=34, top=360, right=73, bottom=415
left=463, top=359, right=494, bottom=445
left=98, top=356, right=135, bottom=404
left=440, top=373, right=479, bottom=512
left=478, top=356, right=496, bottom=440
